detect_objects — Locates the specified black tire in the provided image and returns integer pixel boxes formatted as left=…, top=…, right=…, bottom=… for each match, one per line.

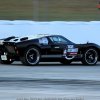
left=60, top=59, right=72, bottom=65
left=82, top=48, right=98, bottom=65
left=20, top=46, right=41, bottom=66
left=0, top=55, right=14, bottom=64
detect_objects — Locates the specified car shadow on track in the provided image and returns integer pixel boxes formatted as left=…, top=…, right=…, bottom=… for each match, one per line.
left=1, top=61, right=99, bottom=67
left=35, top=63, right=100, bottom=67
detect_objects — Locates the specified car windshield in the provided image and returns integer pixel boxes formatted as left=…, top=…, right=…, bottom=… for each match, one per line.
left=64, top=37, right=75, bottom=44
left=49, top=36, right=68, bottom=43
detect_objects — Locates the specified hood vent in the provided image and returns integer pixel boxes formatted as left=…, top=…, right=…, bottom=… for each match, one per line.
left=14, top=39, right=18, bottom=41
left=4, top=36, right=15, bottom=41
left=20, top=37, right=28, bottom=41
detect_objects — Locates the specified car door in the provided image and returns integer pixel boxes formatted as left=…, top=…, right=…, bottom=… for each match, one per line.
left=49, top=36, right=70, bottom=55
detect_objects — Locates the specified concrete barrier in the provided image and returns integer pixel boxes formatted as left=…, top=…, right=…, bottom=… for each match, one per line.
left=0, top=20, right=100, bottom=44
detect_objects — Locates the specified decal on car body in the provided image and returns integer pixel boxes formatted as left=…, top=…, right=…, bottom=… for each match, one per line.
left=67, top=45, right=74, bottom=48
left=63, top=49, right=67, bottom=56
left=63, top=47, right=79, bottom=60
left=39, top=38, right=48, bottom=45
left=39, top=38, right=43, bottom=44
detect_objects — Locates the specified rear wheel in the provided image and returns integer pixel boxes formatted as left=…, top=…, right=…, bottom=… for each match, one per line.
left=20, top=46, right=41, bottom=66
left=82, top=48, right=98, bottom=65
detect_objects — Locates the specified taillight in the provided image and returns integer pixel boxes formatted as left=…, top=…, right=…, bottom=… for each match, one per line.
left=17, top=51, right=19, bottom=54
left=15, top=46, right=17, bottom=49
left=15, top=46, right=19, bottom=54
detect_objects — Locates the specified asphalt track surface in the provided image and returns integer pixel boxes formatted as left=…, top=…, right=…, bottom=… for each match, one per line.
left=0, top=61, right=100, bottom=100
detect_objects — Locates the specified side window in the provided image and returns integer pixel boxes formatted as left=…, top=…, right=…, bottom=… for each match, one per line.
left=49, top=37, right=59, bottom=42
left=49, top=37, right=54, bottom=41
left=52, top=37, right=59, bottom=42
left=58, top=37, right=68, bottom=43
left=49, top=36, right=68, bottom=43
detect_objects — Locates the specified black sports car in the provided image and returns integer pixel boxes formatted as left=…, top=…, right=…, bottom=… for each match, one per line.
left=0, top=34, right=100, bottom=66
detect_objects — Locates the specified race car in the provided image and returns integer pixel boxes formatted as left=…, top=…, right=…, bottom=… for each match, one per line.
left=0, top=34, right=100, bottom=66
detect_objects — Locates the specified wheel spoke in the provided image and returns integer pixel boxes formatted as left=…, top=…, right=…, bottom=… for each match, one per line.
left=26, top=48, right=40, bottom=65
left=85, top=49, right=98, bottom=65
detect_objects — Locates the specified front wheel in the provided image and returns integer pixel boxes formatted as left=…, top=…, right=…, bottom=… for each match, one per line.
left=82, top=48, right=98, bottom=65
left=20, top=46, right=41, bottom=66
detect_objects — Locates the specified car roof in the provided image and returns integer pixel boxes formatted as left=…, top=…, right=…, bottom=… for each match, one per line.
left=27, top=34, right=57, bottom=38
left=8, top=34, right=60, bottom=43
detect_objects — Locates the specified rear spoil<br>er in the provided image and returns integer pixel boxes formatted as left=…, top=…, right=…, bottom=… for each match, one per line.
left=0, top=34, right=100, bottom=66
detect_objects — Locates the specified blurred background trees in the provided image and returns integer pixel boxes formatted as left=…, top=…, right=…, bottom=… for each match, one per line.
left=0, top=0, right=98, bottom=21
